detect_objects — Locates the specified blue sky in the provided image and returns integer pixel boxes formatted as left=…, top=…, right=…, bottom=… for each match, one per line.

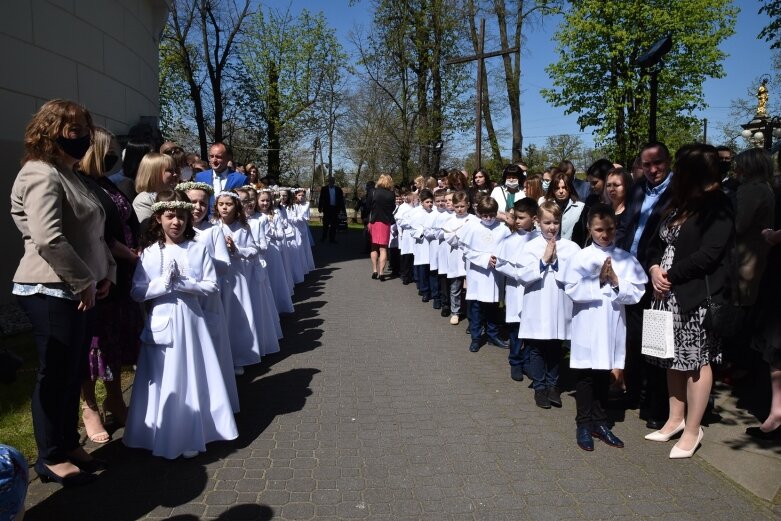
left=264, top=0, right=775, bottom=160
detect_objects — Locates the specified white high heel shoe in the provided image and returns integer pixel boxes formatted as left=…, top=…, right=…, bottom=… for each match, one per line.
left=644, top=419, right=685, bottom=442
left=669, top=427, right=704, bottom=459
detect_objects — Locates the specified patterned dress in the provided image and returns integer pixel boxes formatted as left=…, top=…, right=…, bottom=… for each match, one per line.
left=648, top=212, right=721, bottom=371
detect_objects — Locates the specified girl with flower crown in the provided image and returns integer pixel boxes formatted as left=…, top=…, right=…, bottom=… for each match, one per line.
left=214, top=190, right=280, bottom=374
left=257, top=189, right=296, bottom=301
left=124, top=190, right=237, bottom=459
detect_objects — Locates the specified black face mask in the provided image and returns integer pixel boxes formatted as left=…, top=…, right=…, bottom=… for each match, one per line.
left=719, top=162, right=731, bottom=177
left=103, top=154, right=119, bottom=172
left=56, top=134, right=91, bottom=160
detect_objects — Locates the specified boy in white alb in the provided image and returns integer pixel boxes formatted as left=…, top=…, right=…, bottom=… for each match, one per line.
left=558, top=203, right=646, bottom=451
left=409, top=189, right=435, bottom=300
left=514, top=201, right=580, bottom=409
left=425, top=189, right=450, bottom=313
left=495, top=198, right=539, bottom=382
left=395, top=190, right=417, bottom=285
left=458, top=196, right=511, bottom=352
left=443, top=191, right=477, bottom=324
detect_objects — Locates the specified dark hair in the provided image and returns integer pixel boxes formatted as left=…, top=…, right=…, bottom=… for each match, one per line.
left=670, top=143, right=720, bottom=218
left=433, top=188, right=448, bottom=197
left=558, top=160, right=575, bottom=176
left=471, top=169, right=491, bottom=187
left=122, top=141, right=153, bottom=180
left=587, top=202, right=616, bottom=225
left=546, top=172, right=579, bottom=202
left=476, top=195, right=499, bottom=215
left=210, top=141, right=233, bottom=159
left=502, top=163, right=525, bottom=181
left=715, top=145, right=733, bottom=154
left=140, top=190, right=196, bottom=249
left=734, top=148, right=774, bottom=182
left=605, top=167, right=634, bottom=205
left=524, top=173, right=544, bottom=200
left=452, top=190, right=469, bottom=204
left=447, top=168, right=467, bottom=190
left=214, top=190, right=248, bottom=226
left=513, top=197, right=539, bottom=217
left=639, top=141, right=671, bottom=162
left=419, top=189, right=434, bottom=202
left=282, top=189, right=295, bottom=209
left=586, top=159, right=614, bottom=182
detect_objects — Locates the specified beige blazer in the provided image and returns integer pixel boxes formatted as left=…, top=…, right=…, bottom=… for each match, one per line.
left=11, top=160, right=116, bottom=294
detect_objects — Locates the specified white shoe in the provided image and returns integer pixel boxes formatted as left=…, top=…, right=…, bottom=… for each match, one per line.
left=182, top=450, right=199, bottom=459
left=449, top=315, right=459, bottom=325
left=234, top=366, right=245, bottom=376
left=669, top=427, right=704, bottom=459
left=644, top=419, right=685, bottom=442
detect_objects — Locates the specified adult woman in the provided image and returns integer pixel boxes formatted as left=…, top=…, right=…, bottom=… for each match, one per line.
left=132, top=152, right=179, bottom=228
left=469, top=169, right=493, bottom=213
left=524, top=173, right=544, bottom=202
left=490, top=164, right=526, bottom=222
left=246, top=162, right=260, bottom=185
left=368, top=174, right=396, bottom=280
left=11, top=99, right=115, bottom=485
left=78, top=128, right=142, bottom=443
left=604, top=167, right=633, bottom=225
left=160, top=141, right=191, bottom=181
left=545, top=172, right=586, bottom=246
left=447, top=169, right=468, bottom=192
left=110, top=140, right=151, bottom=201
left=646, top=143, right=734, bottom=458
left=585, top=159, right=613, bottom=207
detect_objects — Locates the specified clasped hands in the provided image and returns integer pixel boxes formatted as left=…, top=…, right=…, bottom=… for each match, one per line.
left=649, top=264, right=670, bottom=300
left=599, top=258, right=619, bottom=288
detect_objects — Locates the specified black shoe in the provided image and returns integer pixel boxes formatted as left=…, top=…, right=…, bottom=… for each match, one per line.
left=591, top=424, right=624, bottom=448
left=440, top=307, right=450, bottom=317
left=402, top=279, right=411, bottom=285
left=547, top=387, right=562, bottom=407
left=577, top=426, right=594, bottom=451
left=469, top=340, right=481, bottom=353
left=645, top=419, right=665, bottom=430
left=371, top=272, right=378, bottom=280
left=432, top=299, right=441, bottom=310
left=70, top=457, right=107, bottom=473
left=487, top=337, right=509, bottom=349
left=510, top=365, right=525, bottom=382
left=379, top=275, right=388, bottom=282
left=35, top=461, right=97, bottom=487
left=422, top=295, right=431, bottom=303
left=534, top=390, right=551, bottom=409
left=745, top=426, right=781, bottom=440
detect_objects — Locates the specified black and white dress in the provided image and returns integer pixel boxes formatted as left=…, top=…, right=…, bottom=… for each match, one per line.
left=649, top=212, right=721, bottom=371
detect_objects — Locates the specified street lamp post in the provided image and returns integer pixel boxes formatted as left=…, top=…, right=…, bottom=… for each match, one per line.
left=741, top=78, right=781, bottom=150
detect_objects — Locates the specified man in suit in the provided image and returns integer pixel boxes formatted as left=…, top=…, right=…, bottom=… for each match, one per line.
left=318, top=176, right=345, bottom=243
left=616, top=141, right=673, bottom=429
left=194, top=143, right=248, bottom=210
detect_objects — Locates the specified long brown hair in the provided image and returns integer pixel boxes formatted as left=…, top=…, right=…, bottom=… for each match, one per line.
left=22, top=99, right=94, bottom=166
left=669, top=143, right=720, bottom=220
left=140, top=190, right=196, bottom=249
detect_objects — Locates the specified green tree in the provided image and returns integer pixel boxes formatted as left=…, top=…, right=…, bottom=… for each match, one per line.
left=759, top=0, right=781, bottom=49
left=541, top=0, right=737, bottom=164
left=240, top=8, right=346, bottom=179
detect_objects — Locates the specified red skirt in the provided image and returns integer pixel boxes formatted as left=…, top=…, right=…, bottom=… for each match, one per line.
left=368, top=221, right=391, bottom=246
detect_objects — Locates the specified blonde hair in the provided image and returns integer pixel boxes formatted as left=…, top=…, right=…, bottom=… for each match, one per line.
left=425, top=176, right=437, bottom=190
left=135, top=153, right=177, bottom=193
left=80, top=127, right=114, bottom=177
left=538, top=200, right=562, bottom=220
left=376, top=173, right=394, bottom=190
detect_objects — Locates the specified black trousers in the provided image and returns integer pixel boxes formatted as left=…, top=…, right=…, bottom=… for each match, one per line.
left=625, top=303, right=669, bottom=421
left=321, top=207, right=339, bottom=241
left=389, top=247, right=401, bottom=276
left=438, top=274, right=450, bottom=309
left=573, top=368, right=610, bottom=427
left=18, top=294, right=93, bottom=464
left=400, top=254, right=414, bottom=283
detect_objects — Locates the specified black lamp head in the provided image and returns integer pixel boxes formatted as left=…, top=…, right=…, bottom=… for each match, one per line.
left=636, top=35, right=673, bottom=68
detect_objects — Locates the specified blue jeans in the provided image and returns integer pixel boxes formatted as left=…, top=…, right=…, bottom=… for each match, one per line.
left=416, top=264, right=430, bottom=296
left=525, top=339, right=562, bottom=391
left=469, top=301, right=500, bottom=341
left=507, top=322, right=527, bottom=368
left=429, top=270, right=440, bottom=301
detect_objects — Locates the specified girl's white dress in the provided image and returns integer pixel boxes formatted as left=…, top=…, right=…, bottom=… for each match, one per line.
left=265, top=212, right=296, bottom=295
left=245, top=215, right=284, bottom=346
left=292, top=202, right=315, bottom=272
left=124, top=240, right=238, bottom=459
left=255, top=213, right=295, bottom=311
left=218, top=220, right=265, bottom=368
left=277, top=206, right=305, bottom=284
left=193, top=222, right=239, bottom=412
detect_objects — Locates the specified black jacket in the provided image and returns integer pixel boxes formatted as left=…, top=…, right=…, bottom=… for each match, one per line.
left=369, top=187, right=396, bottom=225
left=615, top=176, right=673, bottom=267
left=646, top=190, right=735, bottom=313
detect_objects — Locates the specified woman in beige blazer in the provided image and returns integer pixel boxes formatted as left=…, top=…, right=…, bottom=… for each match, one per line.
left=11, top=99, right=115, bottom=487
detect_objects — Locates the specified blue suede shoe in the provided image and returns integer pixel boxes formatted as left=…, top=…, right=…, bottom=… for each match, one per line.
left=577, top=426, right=594, bottom=451
left=591, top=424, right=624, bottom=448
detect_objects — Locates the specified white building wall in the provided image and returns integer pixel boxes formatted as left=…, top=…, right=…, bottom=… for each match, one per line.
left=0, top=0, right=169, bottom=303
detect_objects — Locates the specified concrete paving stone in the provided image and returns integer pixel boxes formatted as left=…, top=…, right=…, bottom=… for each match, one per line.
left=285, top=477, right=317, bottom=493
left=334, top=500, right=371, bottom=519
left=257, top=489, right=290, bottom=505
left=279, top=501, right=315, bottom=520
left=317, top=479, right=337, bottom=489
left=215, top=467, right=247, bottom=481
left=204, top=490, right=238, bottom=506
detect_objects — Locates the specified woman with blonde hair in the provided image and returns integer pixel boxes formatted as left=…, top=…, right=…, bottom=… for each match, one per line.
left=11, top=99, right=115, bottom=485
left=77, top=128, right=142, bottom=443
left=368, top=174, right=397, bottom=280
left=132, top=152, right=179, bottom=226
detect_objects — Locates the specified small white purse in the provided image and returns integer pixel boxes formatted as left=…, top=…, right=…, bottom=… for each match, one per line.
left=641, top=300, right=675, bottom=359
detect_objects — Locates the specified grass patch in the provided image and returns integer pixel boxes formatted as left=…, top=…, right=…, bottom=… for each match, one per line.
left=0, top=334, right=132, bottom=464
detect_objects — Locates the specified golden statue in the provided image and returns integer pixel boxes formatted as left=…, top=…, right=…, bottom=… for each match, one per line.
left=757, top=78, right=768, bottom=117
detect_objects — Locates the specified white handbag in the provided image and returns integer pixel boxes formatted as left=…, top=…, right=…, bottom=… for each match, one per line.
left=641, top=300, right=675, bottom=359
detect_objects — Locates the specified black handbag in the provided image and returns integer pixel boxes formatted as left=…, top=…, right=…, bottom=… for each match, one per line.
left=702, top=275, right=743, bottom=338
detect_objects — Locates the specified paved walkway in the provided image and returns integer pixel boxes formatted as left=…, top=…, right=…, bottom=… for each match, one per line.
left=24, top=229, right=779, bottom=520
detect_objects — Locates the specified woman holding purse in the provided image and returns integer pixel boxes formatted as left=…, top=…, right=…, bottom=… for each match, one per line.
left=645, top=143, right=734, bottom=458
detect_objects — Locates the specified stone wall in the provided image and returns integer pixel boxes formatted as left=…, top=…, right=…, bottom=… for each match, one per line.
left=0, top=0, right=169, bottom=303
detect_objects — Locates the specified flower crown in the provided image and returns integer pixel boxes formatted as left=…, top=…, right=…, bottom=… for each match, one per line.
left=239, top=185, right=258, bottom=191
left=176, top=181, right=213, bottom=194
left=216, top=191, right=241, bottom=201
left=151, top=201, right=194, bottom=213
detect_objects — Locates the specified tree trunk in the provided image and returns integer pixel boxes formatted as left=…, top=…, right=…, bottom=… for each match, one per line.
left=431, top=0, right=444, bottom=174
left=496, top=0, right=523, bottom=163
left=267, top=63, right=281, bottom=179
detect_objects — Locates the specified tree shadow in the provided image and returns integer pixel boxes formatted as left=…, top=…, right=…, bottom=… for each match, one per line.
left=166, top=503, right=274, bottom=520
